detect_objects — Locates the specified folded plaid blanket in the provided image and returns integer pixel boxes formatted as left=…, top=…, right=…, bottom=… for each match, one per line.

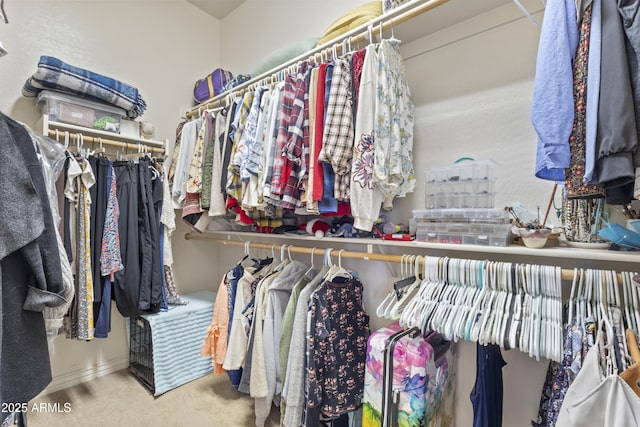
left=22, top=56, right=146, bottom=119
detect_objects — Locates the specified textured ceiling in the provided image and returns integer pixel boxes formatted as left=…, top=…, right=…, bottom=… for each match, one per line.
left=186, top=0, right=246, bottom=20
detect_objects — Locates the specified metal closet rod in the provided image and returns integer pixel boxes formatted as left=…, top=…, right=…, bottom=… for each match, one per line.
left=46, top=129, right=165, bottom=154
left=185, top=0, right=451, bottom=119
left=184, top=233, right=625, bottom=282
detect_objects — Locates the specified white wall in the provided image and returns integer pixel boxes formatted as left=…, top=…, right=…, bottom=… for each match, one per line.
left=0, top=0, right=222, bottom=393
left=212, top=1, right=553, bottom=426
left=220, top=0, right=370, bottom=74
left=0, top=0, right=221, bottom=138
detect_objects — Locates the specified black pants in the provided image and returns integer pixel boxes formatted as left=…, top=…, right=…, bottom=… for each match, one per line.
left=136, top=159, right=154, bottom=312
left=112, top=161, right=142, bottom=317
left=89, top=155, right=109, bottom=304
left=137, top=157, right=164, bottom=313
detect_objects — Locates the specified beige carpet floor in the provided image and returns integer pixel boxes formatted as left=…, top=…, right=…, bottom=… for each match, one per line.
left=28, top=370, right=281, bottom=427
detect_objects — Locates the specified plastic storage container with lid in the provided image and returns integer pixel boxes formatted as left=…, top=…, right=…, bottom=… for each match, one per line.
left=37, top=90, right=125, bottom=133
left=425, top=159, right=496, bottom=209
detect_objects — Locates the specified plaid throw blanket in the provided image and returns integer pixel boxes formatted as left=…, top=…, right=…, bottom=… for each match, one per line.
left=22, top=56, right=146, bottom=119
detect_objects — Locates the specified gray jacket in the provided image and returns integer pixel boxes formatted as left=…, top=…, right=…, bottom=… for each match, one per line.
left=0, top=113, right=66, bottom=424
left=281, top=267, right=328, bottom=427
left=595, top=0, right=638, bottom=203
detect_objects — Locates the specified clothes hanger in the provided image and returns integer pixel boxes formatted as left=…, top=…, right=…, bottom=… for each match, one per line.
left=631, top=272, right=640, bottom=336
left=380, top=255, right=408, bottom=319
left=94, top=137, right=106, bottom=155
left=321, top=248, right=340, bottom=281
left=424, top=257, right=449, bottom=331
left=496, top=262, right=512, bottom=350
left=326, top=249, right=351, bottom=282
left=507, top=263, right=522, bottom=351
left=0, top=0, right=8, bottom=24
left=495, top=262, right=511, bottom=347
left=598, top=271, right=620, bottom=375
left=475, top=261, right=495, bottom=346
left=540, top=265, right=550, bottom=360
left=608, top=270, right=628, bottom=371
left=445, top=258, right=463, bottom=341
left=577, top=268, right=587, bottom=342
left=554, top=266, right=564, bottom=361
left=384, top=255, right=413, bottom=319
left=467, top=261, right=489, bottom=343
left=519, top=264, right=532, bottom=354
left=623, top=272, right=638, bottom=334
left=424, top=258, right=451, bottom=335
left=429, top=260, right=451, bottom=334
left=304, top=247, right=318, bottom=277
left=584, top=269, right=597, bottom=348
left=449, top=260, right=471, bottom=340
left=443, top=258, right=466, bottom=340
left=455, top=260, right=478, bottom=342
left=547, top=265, right=562, bottom=361
left=512, top=0, right=542, bottom=29
left=398, top=258, right=430, bottom=328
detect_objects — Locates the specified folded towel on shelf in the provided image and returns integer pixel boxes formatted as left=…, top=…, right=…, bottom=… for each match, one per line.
left=22, top=55, right=147, bottom=119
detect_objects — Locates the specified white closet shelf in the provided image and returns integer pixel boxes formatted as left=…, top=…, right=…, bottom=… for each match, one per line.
left=41, top=114, right=165, bottom=151
left=189, top=230, right=640, bottom=266
left=186, top=0, right=516, bottom=117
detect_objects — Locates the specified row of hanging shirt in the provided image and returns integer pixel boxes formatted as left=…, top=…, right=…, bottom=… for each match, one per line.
left=38, top=129, right=185, bottom=341
left=532, top=0, right=640, bottom=204
left=169, top=37, right=416, bottom=234
left=201, top=246, right=370, bottom=427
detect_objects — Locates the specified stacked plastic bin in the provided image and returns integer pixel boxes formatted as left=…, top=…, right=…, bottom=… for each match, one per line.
left=415, top=160, right=512, bottom=246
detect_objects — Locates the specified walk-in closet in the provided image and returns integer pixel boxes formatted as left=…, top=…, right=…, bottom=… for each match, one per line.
left=2, top=0, right=639, bottom=426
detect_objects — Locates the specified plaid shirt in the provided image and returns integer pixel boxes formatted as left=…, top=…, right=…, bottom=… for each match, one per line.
left=270, top=76, right=296, bottom=199
left=318, top=56, right=355, bottom=201
left=282, top=62, right=313, bottom=210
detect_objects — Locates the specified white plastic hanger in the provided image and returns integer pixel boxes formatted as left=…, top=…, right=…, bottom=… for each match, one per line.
left=477, top=262, right=497, bottom=346
left=389, top=256, right=422, bottom=319
left=325, top=249, right=351, bottom=281
left=519, top=265, right=532, bottom=355
left=598, top=270, right=619, bottom=374
left=631, top=272, right=640, bottom=335
left=458, top=260, right=480, bottom=342
left=468, top=262, right=490, bottom=343
left=512, top=0, right=542, bottom=29
left=497, top=263, right=513, bottom=350
left=508, top=263, right=523, bottom=352
left=623, top=272, right=637, bottom=334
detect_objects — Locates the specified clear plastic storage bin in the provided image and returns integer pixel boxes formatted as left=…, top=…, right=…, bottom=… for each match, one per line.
left=38, top=90, right=125, bottom=133
left=425, top=159, right=496, bottom=209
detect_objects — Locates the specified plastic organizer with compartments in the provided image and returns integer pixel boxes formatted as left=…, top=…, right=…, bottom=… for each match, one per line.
left=413, top=208, right=512, bottom=246
left=424, top=159, right=496, bottom=209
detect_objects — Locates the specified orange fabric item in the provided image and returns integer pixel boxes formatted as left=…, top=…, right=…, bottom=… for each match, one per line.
left=200, top=277, right=230, bottom=374
left=620, top=329, right=640, bottom=398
